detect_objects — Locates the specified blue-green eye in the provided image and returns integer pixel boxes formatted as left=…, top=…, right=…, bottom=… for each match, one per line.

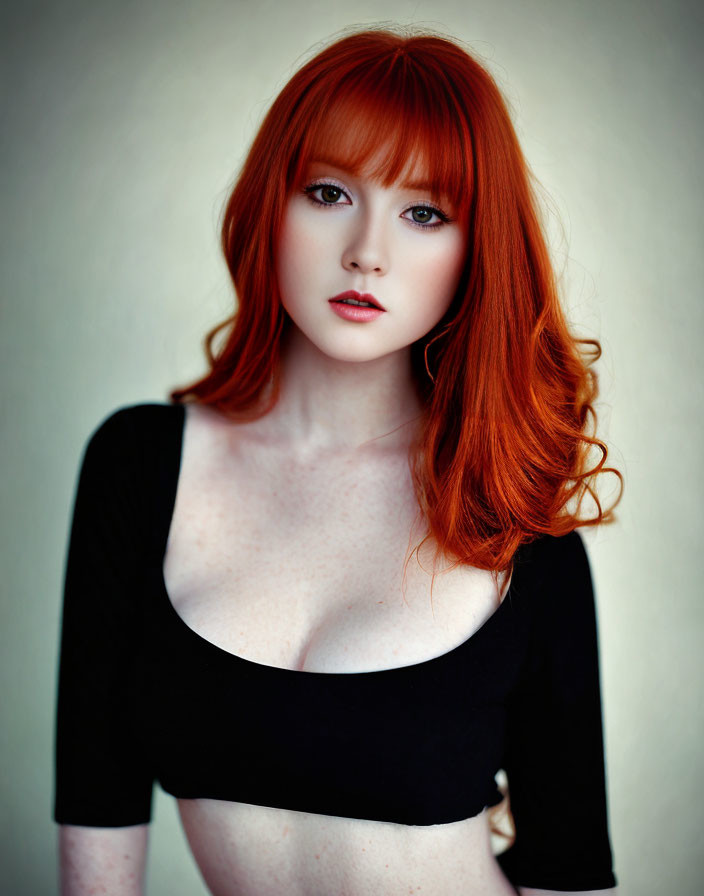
left=411, top=207, right=433, bottom=224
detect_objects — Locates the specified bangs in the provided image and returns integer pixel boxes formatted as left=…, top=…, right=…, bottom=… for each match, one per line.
left=289, top=52, right=472, bottom=213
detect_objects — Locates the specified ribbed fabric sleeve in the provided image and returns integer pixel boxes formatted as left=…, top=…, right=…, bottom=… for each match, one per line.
left=496, top=532, right=617, bottom=891
left=53, top=406, right=155, bottom=826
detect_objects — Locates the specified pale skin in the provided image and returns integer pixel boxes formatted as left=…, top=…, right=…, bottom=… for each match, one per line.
left=58, top=160, right=617, bottom=895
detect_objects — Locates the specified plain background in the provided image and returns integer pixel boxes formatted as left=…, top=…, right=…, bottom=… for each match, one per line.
left=2, top=0, right=702, bottom=893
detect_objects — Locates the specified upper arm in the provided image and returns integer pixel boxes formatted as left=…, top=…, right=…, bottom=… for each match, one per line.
left=59, top=823, right=149, bottom=896
left=497, top=532, right=617, bottom=892
left=54, top=407, right=155, bottom=827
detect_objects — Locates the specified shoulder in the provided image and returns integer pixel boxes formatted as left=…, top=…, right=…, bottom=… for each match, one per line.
left=82, top=402, right=184, bottom=463
left=515, top=530, right=597, bottom=633
left=86, top=401, right=184, bottom=444
left=72, top=403, right=186, bottom=540
left=538, top=529, right=590, bottom=574
left=518, top=530, right=591, bottom=587
left=75, top=403, right=185, bottom=504
left=527, top=533, right=603, bottom=686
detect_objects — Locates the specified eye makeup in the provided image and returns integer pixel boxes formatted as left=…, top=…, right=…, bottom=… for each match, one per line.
left=302, top=179, right=454, bottom=230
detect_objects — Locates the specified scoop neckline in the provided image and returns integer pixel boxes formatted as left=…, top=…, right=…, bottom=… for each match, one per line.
left=156, top=401, right=519, bottom=678
left=158, top=562, right=516, bottom=678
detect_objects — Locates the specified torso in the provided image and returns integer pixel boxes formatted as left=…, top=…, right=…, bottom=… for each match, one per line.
left=162, top=403, right=516, bottom=896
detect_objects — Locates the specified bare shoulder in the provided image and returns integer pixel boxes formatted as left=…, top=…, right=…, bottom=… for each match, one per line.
left=183, top=401, right=279, bottom=463
left=184, top=401, right=238, bottom=441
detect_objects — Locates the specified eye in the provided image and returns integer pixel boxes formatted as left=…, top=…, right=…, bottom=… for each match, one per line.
left=401, top=205, right=450, bottom=228
left=304, top=182, right=352, bottom=207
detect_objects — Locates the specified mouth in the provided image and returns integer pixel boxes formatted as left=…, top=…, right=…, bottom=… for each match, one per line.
left=329, top=290, right=386, bottom=311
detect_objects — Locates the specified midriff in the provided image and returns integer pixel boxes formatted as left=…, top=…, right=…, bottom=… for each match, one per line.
left=177, top=798, right=517, bottom=896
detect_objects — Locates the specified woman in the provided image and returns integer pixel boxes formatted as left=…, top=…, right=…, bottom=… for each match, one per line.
left=54, top=27, right=622, bottom=896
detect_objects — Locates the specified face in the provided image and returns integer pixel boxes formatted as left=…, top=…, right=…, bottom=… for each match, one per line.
left=275, top=158, right=468, bottom=365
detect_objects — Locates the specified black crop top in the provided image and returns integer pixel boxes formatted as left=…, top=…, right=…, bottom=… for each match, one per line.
left=53, top=403, right=617, bottom=892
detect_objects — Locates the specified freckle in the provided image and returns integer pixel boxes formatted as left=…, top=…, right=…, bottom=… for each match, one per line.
left=315, top=854, right=320, bottom=860
left=377, top=600, right=384, bottom=604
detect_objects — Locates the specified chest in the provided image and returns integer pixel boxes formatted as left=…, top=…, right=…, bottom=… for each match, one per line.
left=161, top=412, right=510, bottom=674
left=138, top=404, right=529, bottom=829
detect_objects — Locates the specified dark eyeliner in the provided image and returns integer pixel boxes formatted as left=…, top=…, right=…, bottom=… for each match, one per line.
left=404, top=204, right=453, bottom=229
left=303, top=180, right=349, bottom=207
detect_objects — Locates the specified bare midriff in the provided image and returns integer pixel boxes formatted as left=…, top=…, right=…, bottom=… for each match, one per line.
left=177, top=799, right=517, bottom=896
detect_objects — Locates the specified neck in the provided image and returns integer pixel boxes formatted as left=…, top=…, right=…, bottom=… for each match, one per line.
left=260, top=325, right=424, bottom=458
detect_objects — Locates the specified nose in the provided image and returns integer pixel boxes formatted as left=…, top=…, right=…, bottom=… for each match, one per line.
left=341, top=209, right=388, bottom=276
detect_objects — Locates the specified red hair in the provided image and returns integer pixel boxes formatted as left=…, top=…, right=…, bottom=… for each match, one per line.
left=171, top=26, right=623, bottom=580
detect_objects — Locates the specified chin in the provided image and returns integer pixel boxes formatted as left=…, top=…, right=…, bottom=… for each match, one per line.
left=290, top=327, right=385, bottom=364
left=317, top=344, right=391, bottom=365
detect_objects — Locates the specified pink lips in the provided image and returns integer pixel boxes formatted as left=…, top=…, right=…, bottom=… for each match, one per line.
left=329, top=290, right=386, bottom=311
left=328, top=291, right=386, bottom=323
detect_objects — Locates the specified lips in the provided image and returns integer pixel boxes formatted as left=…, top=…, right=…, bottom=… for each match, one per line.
left=329, top=290, right=386, bottom=311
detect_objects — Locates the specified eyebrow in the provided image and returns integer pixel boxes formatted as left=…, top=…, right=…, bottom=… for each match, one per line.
left=304, top=157, right=356, bottom=178
left=398, top=176, right=435, bottom=192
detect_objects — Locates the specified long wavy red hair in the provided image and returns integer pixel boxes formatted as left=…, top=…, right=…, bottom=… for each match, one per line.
left=171, top=26, right=623, bottom=585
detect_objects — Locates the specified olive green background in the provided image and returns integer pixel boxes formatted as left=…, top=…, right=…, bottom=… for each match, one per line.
left=2, top=0, right=702, bottom=893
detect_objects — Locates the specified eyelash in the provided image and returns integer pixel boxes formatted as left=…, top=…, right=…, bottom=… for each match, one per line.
left=302, top=181, right=452, bottom=230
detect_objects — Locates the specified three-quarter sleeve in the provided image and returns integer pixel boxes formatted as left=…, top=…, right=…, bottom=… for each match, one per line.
left=497, top=531, right=617, bottom=891
left=53, top=407, right=154, bottom=827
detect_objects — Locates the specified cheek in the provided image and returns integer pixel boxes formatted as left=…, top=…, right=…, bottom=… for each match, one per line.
left=275, top=210, right=327, bottom=306
left=407, top=235, right=467, bottom=320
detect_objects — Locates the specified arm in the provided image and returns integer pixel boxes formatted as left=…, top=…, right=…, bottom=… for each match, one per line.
left=59, top=824, right=149, bottom=896
left=54, top=408, right=157, bottom=887
left=497, top=532, right=617, bottom=893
